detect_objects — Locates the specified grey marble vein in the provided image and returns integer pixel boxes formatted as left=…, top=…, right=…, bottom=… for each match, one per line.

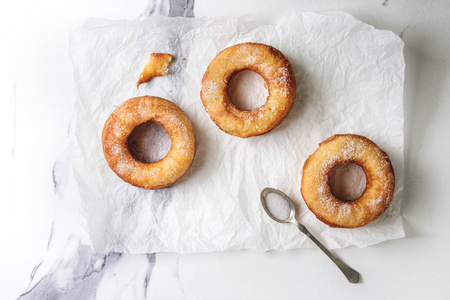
left=399, top=24, right=411, bottom=39
left=142, top=0, right=194, bottom=17
left=143, top=254, right=156, bottom=298
left=52, top=145, right=73, bottom=197
left=174, top=258, right=185, bottom=296
left=169, top=0, right=194, bottom=17
left=19, top=243, right=120, bottom=300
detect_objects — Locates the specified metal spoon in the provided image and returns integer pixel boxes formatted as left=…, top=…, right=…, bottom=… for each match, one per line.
left=261, top=187, right=361, bottom=284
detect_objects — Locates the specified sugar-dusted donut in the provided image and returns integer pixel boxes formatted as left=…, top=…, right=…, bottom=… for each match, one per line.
left=200, top=42, right=296, bottom=138
left=102, top=96, right=196, bottom=189
left=301, top=134, right=395, bottom=228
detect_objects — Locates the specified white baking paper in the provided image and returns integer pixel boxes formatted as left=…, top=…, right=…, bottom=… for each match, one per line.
left=70, top=11, right=405, bottom=253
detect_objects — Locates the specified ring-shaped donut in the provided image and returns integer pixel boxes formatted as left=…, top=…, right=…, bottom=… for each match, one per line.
left=200, top=42, right=296, bottom=138
left=102, top=96, right=196, bottom=189
left=301, top=134, right=395, bottom=228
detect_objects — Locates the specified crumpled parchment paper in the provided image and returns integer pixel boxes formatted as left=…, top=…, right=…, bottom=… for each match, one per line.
left=70, top=11, right=405, bottom=253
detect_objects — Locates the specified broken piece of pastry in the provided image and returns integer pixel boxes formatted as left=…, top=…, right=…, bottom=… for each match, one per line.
left=137, top=53, right=173, bottom=88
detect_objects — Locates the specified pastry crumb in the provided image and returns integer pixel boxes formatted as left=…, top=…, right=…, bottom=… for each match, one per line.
left=137, top=53, right=173, bottom=88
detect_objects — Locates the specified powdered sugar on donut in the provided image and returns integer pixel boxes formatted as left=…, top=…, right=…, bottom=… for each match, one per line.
left=102, top=96, right=196, bottom=189
left=302, top=134, right=395, bottom=228
left=200, top=42, right=296, bottom=138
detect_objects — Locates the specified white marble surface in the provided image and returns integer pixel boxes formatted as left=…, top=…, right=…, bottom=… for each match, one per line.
left=2, top=0, right=450, bottom=299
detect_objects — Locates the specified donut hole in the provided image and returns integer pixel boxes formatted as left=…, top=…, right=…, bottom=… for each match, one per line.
left=127, top=121, right=171, bottom=163
left=228, top=70, right=268, bottom=111
left=329, top=163, right=366, bottom=201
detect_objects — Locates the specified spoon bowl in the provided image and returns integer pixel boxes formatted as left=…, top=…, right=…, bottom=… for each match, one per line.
left=260, top=187, right=361, bottom=284
left=260, top=187, right=296, bottom=223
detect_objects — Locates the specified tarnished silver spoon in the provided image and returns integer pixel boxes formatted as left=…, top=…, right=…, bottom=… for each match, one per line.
left=261, top=187, right=361, bottom=284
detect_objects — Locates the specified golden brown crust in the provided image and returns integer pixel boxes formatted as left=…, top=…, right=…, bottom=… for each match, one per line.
left=102, top=96, right=196, bottom=189
left=200, top=43, right=296, bottom=138
left=137, top=53, right=173, bottom=88
left=301, top=134, right=395, bottom=228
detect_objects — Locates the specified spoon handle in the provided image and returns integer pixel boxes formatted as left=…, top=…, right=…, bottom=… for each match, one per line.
left=297, top=224, right=360, bottom=283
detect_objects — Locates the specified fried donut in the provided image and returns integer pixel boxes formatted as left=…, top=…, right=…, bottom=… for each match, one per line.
left=200, top=43, right=296, bottom=138
left=102, top=96, right=196, bottom=189
left=301, top=134, right=395, bottom=228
